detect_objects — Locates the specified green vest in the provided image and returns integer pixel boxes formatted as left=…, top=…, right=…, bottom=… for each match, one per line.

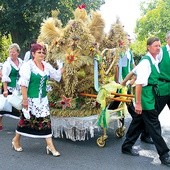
left=8, top=66, right=19, bottom=87
left=27, top=72, right=47, bottom=98
left=140, top=56, right=159, bottom=110
left=122, top=51, right=134, bottom=79
left=158, top=46, right=170, bottom=96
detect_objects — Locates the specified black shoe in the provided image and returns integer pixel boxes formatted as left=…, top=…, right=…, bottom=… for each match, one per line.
left=141, top=137, right=154, bottom=144
left=122, top=148, right=139, bottom=156
left=160, top=155, right=170, bottom=166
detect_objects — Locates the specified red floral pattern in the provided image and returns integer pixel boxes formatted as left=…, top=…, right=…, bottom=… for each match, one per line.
left=18, top=113, right=51, bottom=130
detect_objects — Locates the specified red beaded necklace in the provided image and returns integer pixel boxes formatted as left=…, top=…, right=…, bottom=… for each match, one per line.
left=34, top=60, right=44, bottom=71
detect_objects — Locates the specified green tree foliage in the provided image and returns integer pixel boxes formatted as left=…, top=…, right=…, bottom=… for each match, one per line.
left=0, top=0, right=105, bottom=58
left=131, top=39, right=147, bottom=64
left=132, top=0, right=170, bottom=60
left=0, top=34, right=12, bottom=62
left=139, top=0, right=158, bottom=16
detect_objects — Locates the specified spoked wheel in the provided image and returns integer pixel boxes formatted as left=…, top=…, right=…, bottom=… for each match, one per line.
left=115, top=126, right=126, bottom=138
left=96, top=135, right=108, bottom=147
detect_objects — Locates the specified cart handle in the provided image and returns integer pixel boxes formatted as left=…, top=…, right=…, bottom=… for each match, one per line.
left=79, top=93, right=133, bottom=103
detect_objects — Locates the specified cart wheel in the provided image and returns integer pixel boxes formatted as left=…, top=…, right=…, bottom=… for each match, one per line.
left=115, top=127, right=126, bottom=138
left=96, top=136, right=106, bottom=147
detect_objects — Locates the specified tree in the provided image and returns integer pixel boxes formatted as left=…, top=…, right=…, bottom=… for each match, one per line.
left=0, top=0, right=105, bottom=58
left=135, top=0, right=170, bottom=42
left=132, top=0, right=170, bottom=59
left=0, top=34, right=11, bottom=62
left=139, top=0, right=158, bottom=16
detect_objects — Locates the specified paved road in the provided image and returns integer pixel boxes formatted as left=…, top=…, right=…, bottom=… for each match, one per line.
left=0, top=106, right=170, bottom=170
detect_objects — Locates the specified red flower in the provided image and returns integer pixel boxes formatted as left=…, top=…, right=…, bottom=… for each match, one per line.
left=39, top=122, right=43, bottom=130
left=66, top=55, right=75, bottom=63
left=50, top=102, right=55, bottom=107
left=19, top=119, right=24, bottom=125
left=59, top=95, right=71, bottom=110
left=119, top=40, right=124, bottom=47
left=78, top=4, right=86, bottom=9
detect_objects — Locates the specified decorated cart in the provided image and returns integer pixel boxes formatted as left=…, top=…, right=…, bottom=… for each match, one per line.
left=38, top=5, right=134, bottom=146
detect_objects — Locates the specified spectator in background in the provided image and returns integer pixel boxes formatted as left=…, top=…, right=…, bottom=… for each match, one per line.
left=0, top=43, right=23, bottom=130
left=23, top=39, right=37, bottom=62
left=115, top=34, right=135, bottom=83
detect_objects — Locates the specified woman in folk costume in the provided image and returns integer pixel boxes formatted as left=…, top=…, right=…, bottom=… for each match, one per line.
left=12, top=43, right=63, bottom=157
left=23, top=39, right=37, bottom=62
left=0, top=43, right=23, bottom=130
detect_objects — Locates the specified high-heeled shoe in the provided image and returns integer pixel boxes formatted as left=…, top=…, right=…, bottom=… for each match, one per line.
left=46, top=146, right=60, bottom=157
left=12, top=141, right=23, bottom=152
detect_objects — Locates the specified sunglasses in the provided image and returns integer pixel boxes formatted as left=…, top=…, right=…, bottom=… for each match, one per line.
left=37, top=51, right=46, bottom=55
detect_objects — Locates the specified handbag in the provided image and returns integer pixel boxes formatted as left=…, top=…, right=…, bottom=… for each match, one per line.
left=8, top=91, right=23, bottom=110
left=0, top=94, right=12, bottom=112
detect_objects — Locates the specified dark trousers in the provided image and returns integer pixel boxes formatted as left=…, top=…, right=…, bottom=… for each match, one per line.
left=142, top=109, right=169, bottom=157
left=122, top=107, right=169, bottom=157
left=156, top=95, right=170, bottom=113
left=128, top=103, right=150, bottom=139
left=122, top=104, right=147, bottom=150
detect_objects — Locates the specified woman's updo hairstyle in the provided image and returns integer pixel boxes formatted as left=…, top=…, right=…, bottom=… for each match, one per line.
left=9, top=43, right=21, bottom=53
left=31, top=43, right=43, bottom=53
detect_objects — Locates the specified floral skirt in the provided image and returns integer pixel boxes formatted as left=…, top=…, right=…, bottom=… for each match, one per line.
left=16, top=96, right=52, bottom=138
left=16, top=112, right=52, bottom=138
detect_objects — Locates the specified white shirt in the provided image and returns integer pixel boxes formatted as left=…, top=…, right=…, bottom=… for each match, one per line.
left=23, top=51, right=31, bottom=62
left=132, top=52, right=160, bottom=87
left=0, top=63, right=3, bottom=70
left=157, top=44, right=170, bottom=62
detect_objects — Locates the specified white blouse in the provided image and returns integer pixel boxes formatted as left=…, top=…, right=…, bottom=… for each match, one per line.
left=18, top=60, right=62, bottom=87
left=2, top=57, right=23, bottom=83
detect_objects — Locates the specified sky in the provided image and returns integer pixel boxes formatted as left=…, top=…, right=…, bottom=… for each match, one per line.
left=99, top=0, right=142, bottom=38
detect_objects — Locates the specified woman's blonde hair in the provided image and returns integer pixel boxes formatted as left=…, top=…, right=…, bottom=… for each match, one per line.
left=9, top=43, right=21, bottom=53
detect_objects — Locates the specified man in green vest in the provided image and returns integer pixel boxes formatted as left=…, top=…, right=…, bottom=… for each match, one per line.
left=121, top=37, right=170, bottom=166
left=156, top=31, right=170, bottom=113
left=122, top=35, right=135, bottom=80
left=116, top=34, right=135, bottom=83
left=116, top=34, right=153, bottom=144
